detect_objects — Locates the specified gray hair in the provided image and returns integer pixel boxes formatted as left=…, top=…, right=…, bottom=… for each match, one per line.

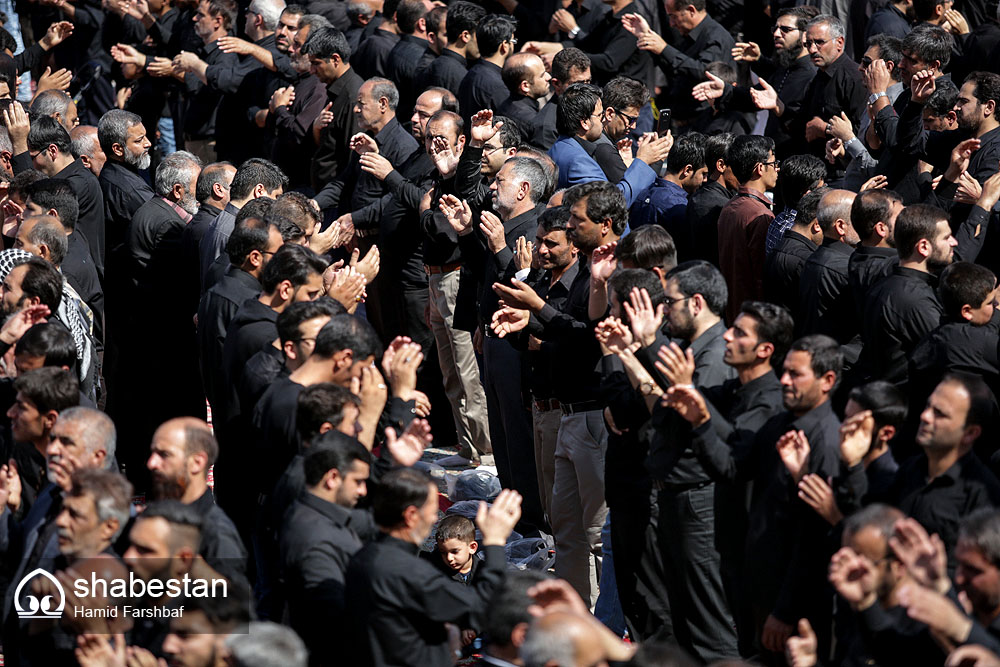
left=30, top=90, right=72, bottom=119
left=57, top=406, right=117, bottom=467
left=0, top=126, right=11, bottom=154
left=367, top=77, right=399, bottom=111
left=807, top=14, right=845, bottom=39
left=71, top=469, right=133, bottom=541
left=24, top=216, right=68, bottom=266
left=521, top=619, right=577, bottom=667
left=70, top=126, right=99, bottom=160
left=843, top=503, right=904, bottom=544
left=297, top=13, right=331, bottom=33
left=347, top=1, right=375, bottom=19
left=154, top=150, right=203, bottom=198
left=97, top=109, right=143, bottom=156
left=504, top=156, right=548, bottom=205
left=225, top=622, right=308, bottom=667
left=960, top=508, right=1000, bottom=569
left=249, top=0, right=286, bottom=31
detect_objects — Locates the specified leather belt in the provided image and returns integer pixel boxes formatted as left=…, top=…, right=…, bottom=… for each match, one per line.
left=424, top=262, right=462, bottom=275
left=653, top=479, right=713, bottom=493
left=533, top=398, right=561, bottom=412
left=560, top=400, right=602, bottom=415
left=355, top=228, right=378, bottom=239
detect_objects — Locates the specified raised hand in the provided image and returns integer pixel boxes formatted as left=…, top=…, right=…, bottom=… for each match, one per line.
left=438, top=194, right=474, bottom=235
left=955, top=170, right=983, bottom=205
left=786, top=618, right=818, bottom=667
left=385, top=418, right=432, bottom=467
left=860, top=174, right=888, bottom=191
left=333, top=213, right=355, bottom=247
left=493, top=278, right=545, bottom=311
left=776, top=429, right=810, bottom=482
left=514, top=236, right=533, bottom=271
left=828, top=546, right=878, bottom=607
left=526, top=578, right=590, bottom=617
left=0, top=459, right=21, bottom=513
left=480, top=211, right=506, bottom=254
left=798, top=474, right=843, bottom=525
left=635, top=132, right=672, bottom=165
left=839, top=410, right=874, bottom=467
left=732, top=41, right=761, bottom=62
left=590, top=241, right=617, bottom=283
left=309, top=219, right=341, bottom=255
left=429, top=136, right=460, bottom=177
left=146, top=57, right=179, bottom=78
left=911, top=69, right=937, bottom=104
left=662, top=384, right=710, bottom=427
left=359, top=152, right=394, bottom=180
left=550, top=8, right=578, bottom=33
left=616, top=137, right=634, bottom=166
left=314, top=102, right=334, bottom=132
left=40, top=21, right=74, bottom=50
left=943, top=7, right=970, bottom=34
left=387, top=341, right=423, bottom=397
left=692, top=71, right=726, bottom=102
left=469, top=110, right=501, bottom=145
left=0, top=304, right=50, bottom=345
left=350, top=133, right=378, bottom=155
left=476, top=488, right=523, bottom=546
left=751, top=78, right=779, bottom=112
left=826, top=111, right=855, bottom=142
left=636, top=30, right=666, bottom=54
left=110, top=43, right=145, bottom=67
left=620, top=12, right=650, bottom=37
left=217, top=35, right=255, bottom=55
left=269, top=85, right=295, bottom=112
left=948, top=138, right=981, bottom=181
left=762, top=615, right=795, bottom=654
left=3, top=102, right=30, bottom=154
left=350, top=244, right=380, bottom=284
left=33, top=66, right=70, bottom=95
left=324, top=267, right=366, bottom=312
left=946, top=645, right=1000, bottom=667
left=898, top=583, right=973, bottom=643
left=622, top=286, right=663, bottom=347
left=978, top=168, right=1000, bottom=210
left=594, top=316, right=634, bottom=355
left=890, top=517, right=949, bottom=592
left=654, top=342, right=695, bottom=386
left=864, top=58, right=892, bottom=95
left=491, top=306, right=530, bottom=338
left=826, top=137, right=845, bottom=164
left=75, top=633, right=127, bottom=667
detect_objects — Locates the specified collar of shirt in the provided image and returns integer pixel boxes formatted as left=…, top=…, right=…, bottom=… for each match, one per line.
left=854, top=245, right=897, bottom=258
left=684, top=12, right=713, bottom=45
left=920, top=449, right=979, bottom=486
left=298, top=489, right=353, bottom=527
left=977, top=125, right=1000, bottom=149
left=823, top=52, right=858, bottom=77
left=820, top=236, right=855, bottom=256
left=688, top=319, right=727, bottom=357
left=224, top=263, right=262, bottom=291
left=477, top=60, right=502, bottom=75
left=737, top=186, right=771, bottom=208
left=190, top=488, right=215, bottom=515
left=701, top=179, right=735, bottom=198
left=737, top=369, right=781, bottom=399
left=786, top=230, right=818, bottom=251
left=400, top=33, right=430, bottom=49
left=573, top=135, right=599, bottom=157
left=502, top=205, right=540, bottom=237
left=160, top=196, right=193, bottom=223
left=792, top=398, right=835, bottom=432
left=327, top=66, right=360, bottom=96
left=546, top=257, right=581, bottom=297
left=375, top=117, right=403, bottom=148
left=380, top=532, right=422, bottom=554
left=440, top=48, right=468, bottom=67
left=893, top=264, right=937, bottom=286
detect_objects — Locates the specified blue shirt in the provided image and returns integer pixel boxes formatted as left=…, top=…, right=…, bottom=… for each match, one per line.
left=766, top=208, right=796, bottom=257
left=630, top=179, right=689, bottom=245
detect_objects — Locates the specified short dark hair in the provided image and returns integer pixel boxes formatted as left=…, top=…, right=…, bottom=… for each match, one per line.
left=704, top=132, right=735, bottom=174
left=196, top=162, right=234, bottom=204
left=602, top=77, right=647, bottom=113
left=266, top=191, right=319, bottom=233
left=894, top=203, right=948, bottom=259
left=230, top=158, right=288, bottom=201
left=939, top=262, right=998, bottom=320
left=226, top=217, right=273, bottom=266
left=0, top=28, right=15, bottom=54
left=18, top=258, right=63, bottom=313
left=314, top=314, right=383, bottom=361
left=445, top=1, right=486, bottom=43
left=493, top=115, right=522, bottom=148
left=303, top=430, right=371, bottom=486
left=615, top=224, right=677, bottom=272
left=426, top=4, right=445, bottom=34
left=9, top=169, right=45, bottom=203
left=794, top=187, right=829, bottom=227
left=664, top=260, right=727, bottom=316
left=302, top=26, right=352, bottom=61
left=22, top=216, right=68, bottom=266
left=788, top=334, right=843, bottom=386
left=485, top=571, right=549, bottom=650
left=959, top=508, right=1000, bottom=569
left=942, top=371, right=995, bottom=429
left=296, top=384, right=361, bottom=444
left=726, top=135, right=775, bottom=184
left=673, top=0, right=706, bottom=11
left=203, top=0, right=237, bottom=30
left=183, top=425, right=219, bottom=467
left=395, top=0, right=428, bottom=34
left=556, top=82, right=602, bottom=137
left=776, top=6, right=819, bottom=31
left=276, top=297, right=343, bottom=346
left=564, top=180, right=629, bottom=236
left=848, top=381, right=908, bottom=432
left=476, top=14, right=516, bottom=58
left=538, top=205, right=570, bottom=233
left=13, top=366, right=79, bottom=414
left=26, top=115, right=72, bottom=154
left=666, top=131, right=706, bottom=176
left=551, top=48, right=590, bottom=84
left=609, top=269, right=665, bottom=324
left=139, top=500, right=203, bottom=551
left=851, top=189, right=901, bottom=242
left=778, top=154, right=826, bottom=209
left=966, top=71, right=1000, bottom=109
left=925, top=79, right=959, bottom=116
left=738, top=301, right=794, bottom=368
left=436, top=514, right=475, bottom=543
left=901, top=23, right=953, bottom=69
left=26, top=178, right=78, bottom=231
left=867, top=34, right=903, bottom=81
left=843, top=503, right=904, bottom=546
left=259, top=243, right=327, bottom=294
left=235, top=197, right=273, bottom=227
left=705, top=61, right=736, bottom=85
left=373, top=467, right=434, bottom=528
left=16, top=322, right=77, bottom=371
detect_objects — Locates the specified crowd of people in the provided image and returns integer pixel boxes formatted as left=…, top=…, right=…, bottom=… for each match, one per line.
left=1, top=0, right=1000, bottom=664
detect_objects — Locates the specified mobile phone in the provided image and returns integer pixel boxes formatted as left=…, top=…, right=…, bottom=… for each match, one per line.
left=657, top=108, right=672, bottom=136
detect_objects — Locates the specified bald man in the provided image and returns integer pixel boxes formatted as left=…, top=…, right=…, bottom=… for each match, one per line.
left=497, top=52, right=551, bottom=138
left=520, top=610, right=632, bottom=667
left=797, top=189, right=860, bottom=343
left=146, top=417, right=248, bottom=580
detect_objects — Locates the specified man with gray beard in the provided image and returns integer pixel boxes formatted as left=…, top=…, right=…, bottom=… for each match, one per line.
left=97, top=110, right=154, bottom=261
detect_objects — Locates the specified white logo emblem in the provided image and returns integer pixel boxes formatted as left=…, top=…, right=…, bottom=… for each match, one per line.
left=14, top=568, right=65, bottom=619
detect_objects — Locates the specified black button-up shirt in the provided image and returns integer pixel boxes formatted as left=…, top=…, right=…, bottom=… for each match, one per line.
left=385, top=33, right=436, bottom=121
left=526, top=260, right=580, bottom=400
left=458, top=60, right=508, bottom=125
left=271, top=72, right=328, bottom=188
left=311, top=66, right=365, bottom=189
left=497, top=94, right=540, bottom=139
left=763, top=229, right=818, bottom=317
left=474, top=206, right=541, bottom=324
left=55, top=158, right=106, bottom=280
left=345, top=535, right=507, bottom=666
left=351, top=27, right=399, bottom=79
left=797, top=236, right=856, bottom=341
left=848, top=245, right=896, bottom=320
left=418, top=48, right=468, bottom=96
left=188, top=487, right=248, bottom=583
left=531, top=96, right=560, bottom=150
left=183, top=40, right=238, bottom=140
left=653, top=12, right=734, bottom=122
left=792, top=52, right=868, bottom=164
left=99, top=160, right=155, bottom=257
left=686, top=179, right=734, bottom=266
left=574, top=1, right=653, bottom=86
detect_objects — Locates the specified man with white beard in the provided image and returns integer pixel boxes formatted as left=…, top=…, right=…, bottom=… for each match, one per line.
left=97, top=110, right=154, bottom=262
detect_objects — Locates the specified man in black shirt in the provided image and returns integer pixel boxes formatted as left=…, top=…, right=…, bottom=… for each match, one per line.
left=687, top=132, right=737, bottom=266
left=797, top=189, right=859, bottom=341
left=346, top=469, right=522, bottom=666
left=764, top=188, right=826, bottom=317
left=847, top=189, right=904, bottom=319
left=181, top=162, right=235, bottom=316
left=458, top=14, right=516, bottom=125
left=384, top=0, right=437, bottom=123
left=497, top=53, right=551, bottom=139
left=97, top=109, right=154, bottom=268
left=531, top=48, right=592, bottom=150
left=351, top=0, right=401, bottom=79
left=418, top=1, right=485, bottom=96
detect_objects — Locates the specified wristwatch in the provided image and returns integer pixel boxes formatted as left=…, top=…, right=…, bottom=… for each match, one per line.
left=868, top=91, right=887, bottom=105
left=639, top=381, right=656, bottom=396
left=568, top=26, right=580, bottom=38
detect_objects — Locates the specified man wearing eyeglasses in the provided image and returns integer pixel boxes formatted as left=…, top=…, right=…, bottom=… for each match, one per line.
left=458, top=14, right=517, bottom=127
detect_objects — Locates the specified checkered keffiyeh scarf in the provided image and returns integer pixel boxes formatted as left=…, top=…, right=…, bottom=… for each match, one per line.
left=0, top=249, right=94, bottom=382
